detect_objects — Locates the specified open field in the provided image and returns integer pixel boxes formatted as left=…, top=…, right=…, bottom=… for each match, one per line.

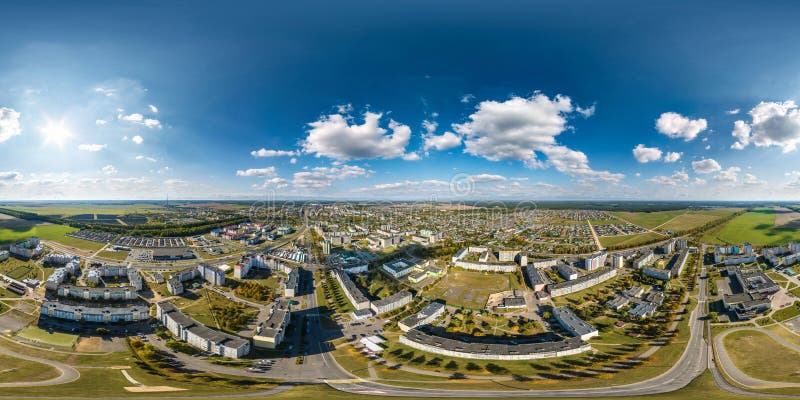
left=95, top=249, right=130, bottom=261
left=722, top=329, right=800, bottom=383
left=0, top=353, right=60, bottom=383
left=180, top=289, right=259, bottom=333
left=700, top=208, right=800, bottom=246
left=599, top=232, right=663, bottom=249
left=611, top=210, right=686, bottom=229
left=15, top=325, right=79, bottom=348
left=1, top=203, right=168, bottom=218
left=0, top=222, right=105, bottom=251
left=774, top=206, right=800, bottom=229
left=424, top=269, right=522, bottom=309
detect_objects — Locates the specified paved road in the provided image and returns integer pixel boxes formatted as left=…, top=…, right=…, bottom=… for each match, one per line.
left=0, top=344, right=80, bottom=387
left=714, top=327, right=800, bottom=389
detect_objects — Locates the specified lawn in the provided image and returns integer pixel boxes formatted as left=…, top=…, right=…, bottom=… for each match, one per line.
left=2, top=203, right=167, bottom=218
left=599, top=232, right=664, bottom=249
left=95, top=249, right=130, bottom=261
left=722, top=329, right=800, bottom=383
left=0, top=257, right=38, bottom=280
left=15, top=325, right=79, bottom=348
left=180, top=289, right=259, bottom=333
left=772, top=302, right=800, bottom=322
left=0, top=353, right=60, bottom=383
left=0, top=223, right=105, bottom=251
left=700, top=208, right=800, bottom=246
left=424, top=269, right=522, bottom=309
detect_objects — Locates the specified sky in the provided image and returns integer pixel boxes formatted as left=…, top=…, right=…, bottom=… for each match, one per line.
left=2, top=0, right=800, bottom=201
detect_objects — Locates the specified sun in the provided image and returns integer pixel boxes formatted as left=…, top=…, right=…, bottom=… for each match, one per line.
left=40, top=120, right=73, bottom=148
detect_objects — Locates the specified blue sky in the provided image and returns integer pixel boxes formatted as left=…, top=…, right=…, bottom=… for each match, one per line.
left=2, top=0, right=800, bottom=200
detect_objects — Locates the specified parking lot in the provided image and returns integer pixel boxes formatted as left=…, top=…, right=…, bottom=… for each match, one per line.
left=115, top=236, right=187, bottom=248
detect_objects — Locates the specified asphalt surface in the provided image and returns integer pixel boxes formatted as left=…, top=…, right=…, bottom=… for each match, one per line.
left=713, top=327, right=800, bottom=389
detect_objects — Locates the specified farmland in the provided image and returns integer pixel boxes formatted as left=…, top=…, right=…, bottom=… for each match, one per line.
left=700, top=208, right=800, bottom=246
left=599, top=232, right=664, bottom=249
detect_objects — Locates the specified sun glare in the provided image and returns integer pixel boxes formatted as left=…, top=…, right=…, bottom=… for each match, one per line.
left=40, top=120, right=73, bottom=148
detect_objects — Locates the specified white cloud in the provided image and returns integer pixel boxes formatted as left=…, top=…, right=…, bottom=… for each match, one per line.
left=714, top=166, right=741, bottom=183
left=94, top=87, right=115, bottom=97
left=101, top=165, right=118, bottom=175
left=460, top=94, right=475, bottom=103
left=742, top=173, right=764, bottom=185
left=726, top=108, right=740, bottom=115
left=469, top=174, right=506, bottom=183
left=119, top=113, right=161, bottom=129
left=730, top=101, right=800, bottom=152
left=454, top=93, right=622, bottom=182
left=78, top=143, right=107, bottom=152
left=302, top=111, right=413, bottom=160
left=632, top=144, right=662, bottom=163
left=163, top=179, right=187, bottom=186
left=135, top=155, right=157, bottom=162
left=95, top=119, right=107, bottom=126
left=656, top=112, right=708, bottom=141
left=253, top=177, right=290, bottom=190
left=692, top=158, right=722, bottom=174
left=648, top=171, right=689, bottom=186
left=402, top=152, right=421, bottom=161
left=356, top=179, right=449, bottom=192
left=250, top=148, right=298, bottom=158
left=149, top=104, right=159, bottom=113
left=0, top=107, right=22, bottom=143
left=131, top=135, right=144, bottom=144
left=290, top=157, right=297, bottom=164
left=694, top=177, right=707, bottom=185
left=291, top=164, right=371, bottom=190
left=0, top=170, right=21, bottom=181
left=423, top=131, right=462, bottom=151
left=422, top=120, right=438, bottom=135
left=663, top=151, right=682, bottom=163
left=576, top=104, right=596, bottom=118
left=236, top=167, right=277, bottom=178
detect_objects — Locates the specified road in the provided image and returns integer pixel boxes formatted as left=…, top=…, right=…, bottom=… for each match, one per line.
left=0, top=344, right=80, bottom=387
left=713, top=327, right=800, bottom=389
left=327, top=254, right=709, bottom=397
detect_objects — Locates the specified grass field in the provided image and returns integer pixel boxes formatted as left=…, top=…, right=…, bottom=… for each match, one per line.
left=722, top=329, right=800, bottom=383
left=599, top=232, right=664, bottom=248
left=0, top=222, right=105, bottom=251
left=425, top=269, right=522, bottom=309
left=611, top=210, right=686, bottom=229
left=0, top=353, right=60, bottom=383
left=180, top=289, right=258, bottom=333
left=700, top=208, right=800, bottom=246
left=15, top=325, right=79, bottom=348
left=2, top=203, right=167, bottom=217
left=95, top=249, right=130, bottom=261
left=772, top=302, right=800, bottom=322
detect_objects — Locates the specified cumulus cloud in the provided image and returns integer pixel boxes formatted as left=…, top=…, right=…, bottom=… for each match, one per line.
left=250, top=148, right=298, bottom=158
left=460, top=94, right=475, bottom=103
left=236, top=167, right=277, bottom=178
left=402, top=152, right=421, bottom=161
left=632, top=144, right=662, bottom=163
left=454, top=93, right=623, bottom=183
left=101, top=165, right=118, bottom=175
left=576, top=104, right=596, bottom=118
left=302, top=111, right=414, bottom=160
left=253, top=177, right=290, bottom=190
left=95, top=119, right=107, bottom=126
left=730, top=101, right=800, bottom=152
left=78, top=144, right=107, bottom=152
left=131, top=135, right=144, bottom=144
left=663, top=151, right=682, bottom=163
left=742, top=173, right=764, bottom=185
left=148, top=104, right=159, bottom=113
left=290, top=157, right=297, bottom=164
left=356, top=179, right=449, bottom=192
left=648, top=171, right=689, bottom=186
left=0, top=107, right=22, bottom=143
left=726, top=108, right=740, bottom=115
left=291, top=164, right=372, bottom=190
left=692, top=158, right=722, bottom=174
left=656, top=112, right=708, bottom=141
left=423, top=131, right=462, bottom=151
left=469, top=174, right=507, bottom=183
left=118, top=113, right=161, bottom=129
left=714, top=166, right=741, bottom=183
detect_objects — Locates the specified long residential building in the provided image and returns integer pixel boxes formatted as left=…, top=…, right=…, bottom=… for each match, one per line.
left=332, top=269, right=370, bottom=310
left=285, top=268, right=300, bottom=297
left=56, top=285, right=138, bottom=301
left=524, top=266, right=547, bottom=292
left=400, top=326, right=591, bottom=360
left=632, top=251, right=655, bottom=269
left=40, top=299, right=148, bottom=323
left=156, top=301, right=250, bottom=358
left=547, top=267, right=617, bottom=297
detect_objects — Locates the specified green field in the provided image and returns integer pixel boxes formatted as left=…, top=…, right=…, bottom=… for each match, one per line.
left=611, top=210, right=686, bottom=229
left=15, top=325, right=79, bottom=348
left=95, top=250, right=130, bottom=261
left=700, top=208, right=800, bottom=246
left=722, top=329, right=800, bottom=383
left=0, top=353, right=60, bottom=383
left=2, top=203, right=167, bottom=217
left=599, top=232, right=664, bottom=249
left=0, top=222, right=105, bottom=251
left=425, top=269, right=522, bottom=309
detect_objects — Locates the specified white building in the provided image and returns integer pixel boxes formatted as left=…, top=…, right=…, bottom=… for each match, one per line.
left=584, top=252, right=607, bottom=271
left=553, top=306, right=598, bottom=341
left=156, top=301, right=250, bottom=358
left=382, top=259, right=415, bottom=279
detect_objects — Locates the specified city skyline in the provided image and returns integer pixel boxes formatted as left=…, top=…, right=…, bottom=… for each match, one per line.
left=2, top=1, right=800, bottom=201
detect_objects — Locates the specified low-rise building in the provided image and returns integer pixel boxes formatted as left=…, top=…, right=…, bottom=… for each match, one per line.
left=398, top=302, right=446, bottom=332
left=167, top=278, right=184, bottom=295
left=382, top=259, right=415, bottom=279
left=553, top=306, right=599, bottom=341
left=371, top=290, right=412, bottom=315
left=156, top=301, right=250, bottom=358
